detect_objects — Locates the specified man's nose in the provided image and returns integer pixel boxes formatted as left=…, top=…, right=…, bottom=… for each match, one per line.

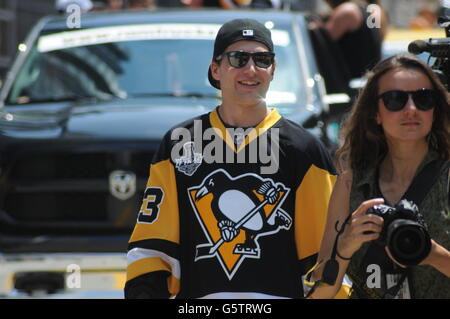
left=242, top=57, right=257, bottom=73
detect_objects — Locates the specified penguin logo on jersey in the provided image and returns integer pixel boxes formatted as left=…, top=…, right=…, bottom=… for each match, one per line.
left=188, top=169, right=292, bottom=280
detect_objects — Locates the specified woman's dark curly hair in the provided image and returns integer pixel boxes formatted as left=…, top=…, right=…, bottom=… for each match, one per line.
left=336, top=53, right=450, bottom=171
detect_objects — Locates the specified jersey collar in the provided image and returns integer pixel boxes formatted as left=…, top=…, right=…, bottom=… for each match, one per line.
left=209, top=107, right=282, bottom=153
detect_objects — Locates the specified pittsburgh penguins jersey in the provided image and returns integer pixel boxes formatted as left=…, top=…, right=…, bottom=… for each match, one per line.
left=126, top=108, right=337, bottom=299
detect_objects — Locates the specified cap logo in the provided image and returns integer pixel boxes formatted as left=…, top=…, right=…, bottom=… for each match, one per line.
left=242, top=29, right=254, bottom=36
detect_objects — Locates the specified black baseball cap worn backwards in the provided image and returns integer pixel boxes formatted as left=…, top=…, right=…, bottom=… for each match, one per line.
left=208, top=18, right=274, bottom=89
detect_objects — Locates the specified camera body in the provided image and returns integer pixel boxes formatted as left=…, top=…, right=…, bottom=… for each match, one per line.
left=366, top=199, right=432, bottom=266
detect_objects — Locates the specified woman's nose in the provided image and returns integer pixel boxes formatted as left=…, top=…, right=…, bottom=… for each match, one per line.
left=403, top=94, right=418, bottom=112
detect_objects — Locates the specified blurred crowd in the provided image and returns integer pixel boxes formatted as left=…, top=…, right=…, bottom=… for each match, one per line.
left=55, top=0, right=286, bottom=11
left=55, top=0, right=382, bottom=12
left=55, top=0, right=450, bottom=30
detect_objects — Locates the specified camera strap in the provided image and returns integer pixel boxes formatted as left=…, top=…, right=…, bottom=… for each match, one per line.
left=304, top=213, right=353, bottom=298
left=382, top=271, right=409, bottom=299
left=402, top=159, right=449, bottom=206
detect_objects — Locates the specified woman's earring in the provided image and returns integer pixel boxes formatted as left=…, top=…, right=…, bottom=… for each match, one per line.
left=427, top=131, right=437, bottom=148
left=375, top=117, right=381, bottom=125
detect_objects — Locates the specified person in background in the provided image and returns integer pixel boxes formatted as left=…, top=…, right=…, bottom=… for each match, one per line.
left=322, top=0, right=388, bottom=78
left=180, top=0, right=204, bottom=7
left=180, top=0, right=278, bottom=9
left=308, top=53, right=450, bottom=299
left=180, top=0, right=252, bottom=8
left=127, top=0, right=156, bottom=9
left=105, top=0, right=124, bottom=10
left=410, top=7, right=437, bottom=29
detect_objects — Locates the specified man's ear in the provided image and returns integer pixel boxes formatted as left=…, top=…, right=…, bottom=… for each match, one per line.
left=210, top=62, right=220, bottom=82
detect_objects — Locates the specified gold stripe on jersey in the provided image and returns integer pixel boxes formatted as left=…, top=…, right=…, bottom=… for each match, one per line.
left=295, top=164, right=337, bottom=260
left=209, top=108, right=282, bottom=153
left=126, top=256, right=180, bottom=295
left=128, top=159, right=180, bottom=244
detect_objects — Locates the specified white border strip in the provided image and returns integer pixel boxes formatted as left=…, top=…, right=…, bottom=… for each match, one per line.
left=127, top=247, right=180, bottom=279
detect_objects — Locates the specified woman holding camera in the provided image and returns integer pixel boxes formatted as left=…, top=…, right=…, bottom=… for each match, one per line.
left=308, top=54, right=450, bottom=298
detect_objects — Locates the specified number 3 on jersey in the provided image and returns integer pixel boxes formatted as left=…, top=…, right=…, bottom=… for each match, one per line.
left=137, top=187, right=164, bottom=224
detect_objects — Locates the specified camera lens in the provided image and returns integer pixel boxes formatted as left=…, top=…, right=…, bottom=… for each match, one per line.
left=387, top=219, right=431, bottom=266
left=392, top=226, right=424, bottom=255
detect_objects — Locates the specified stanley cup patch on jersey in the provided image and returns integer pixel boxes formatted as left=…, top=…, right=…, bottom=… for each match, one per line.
left=175, top=141, right=203, bottom=176
left=187, top=169, right=292, bottom=280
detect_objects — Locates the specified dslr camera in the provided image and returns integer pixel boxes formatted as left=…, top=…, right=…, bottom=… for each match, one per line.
left=366, top=199, right=431, bottom=266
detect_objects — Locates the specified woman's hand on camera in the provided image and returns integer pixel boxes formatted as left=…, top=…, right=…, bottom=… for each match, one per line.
left=337, top=198, right=385, bottom=259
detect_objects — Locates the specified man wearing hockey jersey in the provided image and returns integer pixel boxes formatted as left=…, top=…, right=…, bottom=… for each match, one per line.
left=125, top=18, right=345, bottom=298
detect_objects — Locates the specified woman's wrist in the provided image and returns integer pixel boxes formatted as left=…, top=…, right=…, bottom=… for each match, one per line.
left=337, top=240, right=354, bottom=261
left=422, top=240, right=450, bottom=267
left=336, top=248, right=352, bottom=260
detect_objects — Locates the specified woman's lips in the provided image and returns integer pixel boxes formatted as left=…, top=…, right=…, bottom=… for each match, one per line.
left=401, top=121, right=420, bottom=126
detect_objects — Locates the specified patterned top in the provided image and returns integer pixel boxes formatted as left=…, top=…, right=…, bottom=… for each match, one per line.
left=347, top=150, right=450, bottom=299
